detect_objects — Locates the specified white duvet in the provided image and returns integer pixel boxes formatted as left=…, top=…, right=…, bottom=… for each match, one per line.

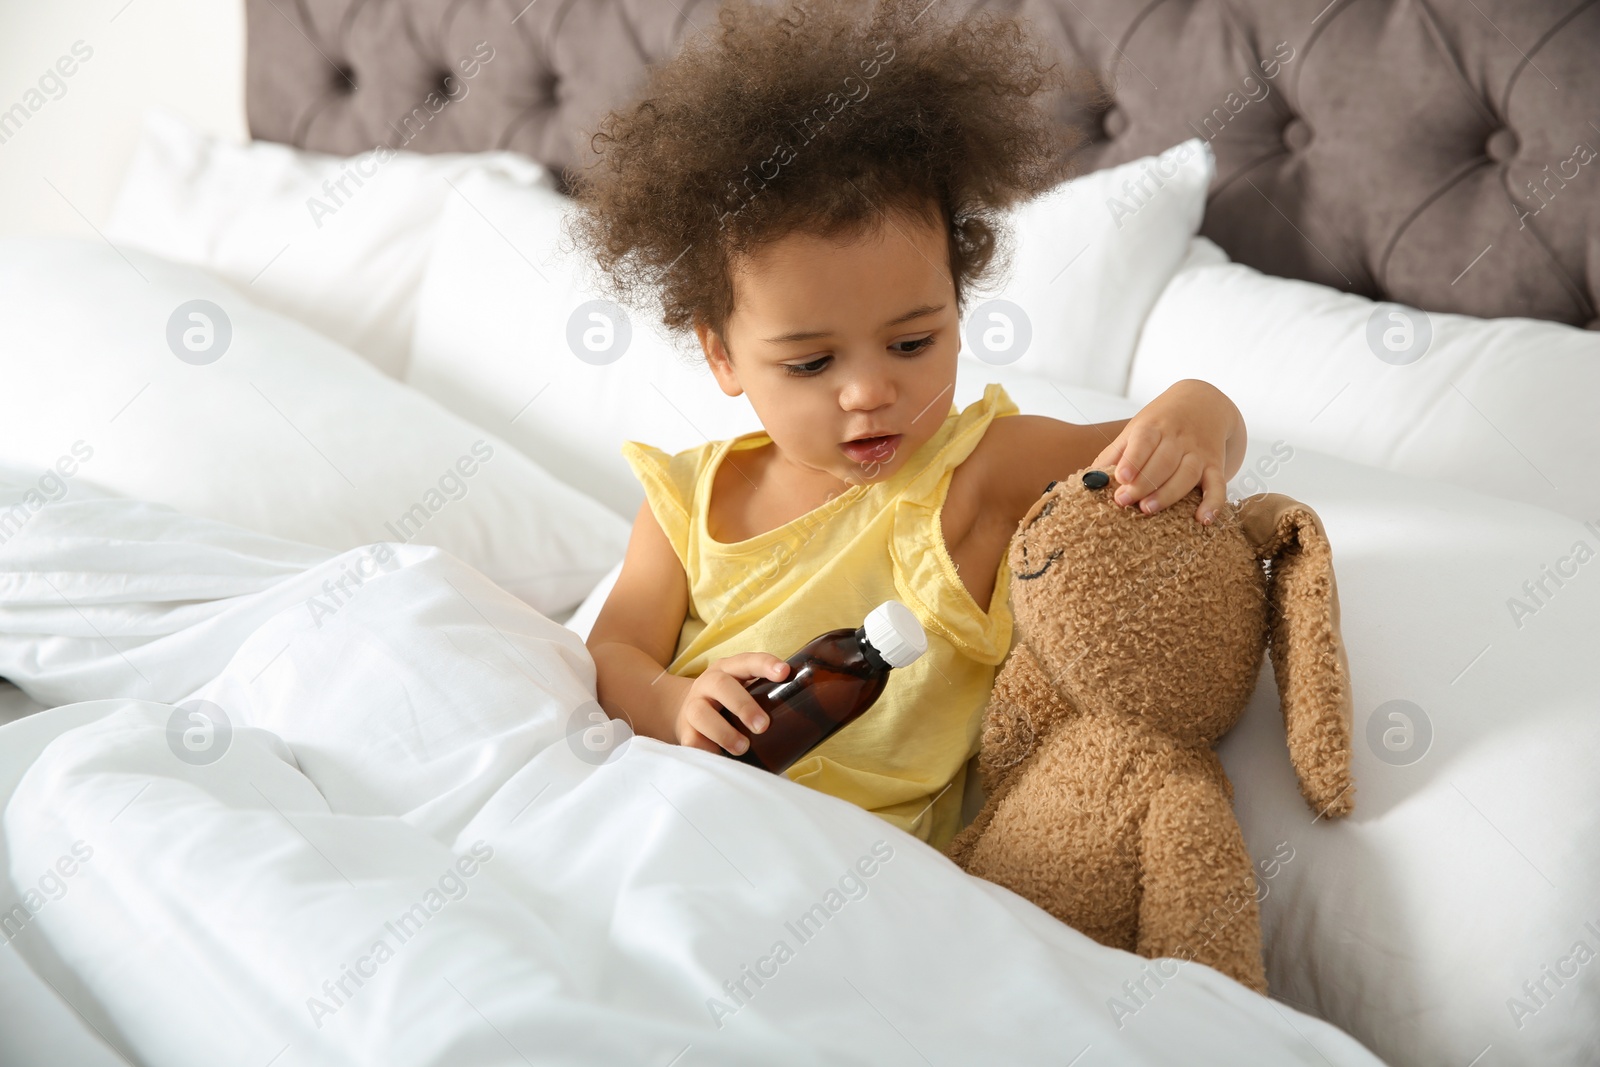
left=0, top=481, right=1385, bottom=1066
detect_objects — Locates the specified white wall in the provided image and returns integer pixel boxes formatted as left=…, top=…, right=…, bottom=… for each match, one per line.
left=0, top=0, right=246, bottom=237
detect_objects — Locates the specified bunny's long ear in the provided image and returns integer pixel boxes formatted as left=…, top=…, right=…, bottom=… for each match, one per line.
left=1237, top=493, right=1355, bottom=819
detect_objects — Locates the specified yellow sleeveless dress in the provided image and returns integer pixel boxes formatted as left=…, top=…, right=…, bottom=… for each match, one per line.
left=620, top=382, right=1020, bottom=852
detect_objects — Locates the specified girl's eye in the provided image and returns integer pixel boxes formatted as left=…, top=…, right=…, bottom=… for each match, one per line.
left=783, top=356, right=831, bottom=378
left=781, top=336, right=934, bottom=378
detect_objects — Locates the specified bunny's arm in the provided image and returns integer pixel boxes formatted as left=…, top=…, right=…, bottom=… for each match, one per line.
left=944, top=640, right=1076, bottom=865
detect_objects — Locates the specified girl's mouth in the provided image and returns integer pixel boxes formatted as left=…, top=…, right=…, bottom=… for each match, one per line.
left=840, top=434, right=902, bottom=464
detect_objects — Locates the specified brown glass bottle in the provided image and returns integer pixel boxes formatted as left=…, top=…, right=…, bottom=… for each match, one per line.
left=717, top=600, right=927, bottom=775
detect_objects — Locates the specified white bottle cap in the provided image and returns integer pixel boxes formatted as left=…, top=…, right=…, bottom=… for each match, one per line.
left=863, top=600, right=928, bottom=669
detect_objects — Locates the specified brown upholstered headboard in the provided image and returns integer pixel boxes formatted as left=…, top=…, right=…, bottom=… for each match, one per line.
left=245, top=0, right=1600, bottom=328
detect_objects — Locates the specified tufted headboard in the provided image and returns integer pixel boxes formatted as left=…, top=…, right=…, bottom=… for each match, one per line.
left=245, top=0, right=1600, bottom=328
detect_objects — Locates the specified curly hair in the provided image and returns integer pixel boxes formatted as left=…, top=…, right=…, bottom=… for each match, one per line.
left=562, top=0, right=1108, bottom=363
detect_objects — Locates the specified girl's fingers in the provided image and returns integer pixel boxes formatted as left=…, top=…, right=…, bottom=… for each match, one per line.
left=1139, top=452, right=1205, bottom=514
left=1111, top=428, right=1163, bottom=501
left=715, top=652, right=789, bottom=683
left=689, top=699, right=753, bottom=755
left=712, top=672, right=771, bottom=735
left=1119, top=437, right=1179, bottom=509
left=676, top=724, right=720, bottom=754
left=1196, top=464, right=1228, bottom=524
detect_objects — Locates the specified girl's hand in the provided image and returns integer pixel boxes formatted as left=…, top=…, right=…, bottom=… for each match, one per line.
left=1092, top=379, right=1245, bottom=525
left=675, top=653, right=788, bottom=755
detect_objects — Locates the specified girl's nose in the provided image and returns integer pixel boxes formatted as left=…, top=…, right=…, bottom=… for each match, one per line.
left=839, top=376, right=896, bottom=410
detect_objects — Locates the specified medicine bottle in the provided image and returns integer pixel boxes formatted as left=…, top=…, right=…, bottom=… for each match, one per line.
left=718, top=600, right=927, bottom=774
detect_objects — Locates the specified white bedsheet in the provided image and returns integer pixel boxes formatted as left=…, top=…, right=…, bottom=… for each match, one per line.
left=0, top=480, right=1385, bottom=1066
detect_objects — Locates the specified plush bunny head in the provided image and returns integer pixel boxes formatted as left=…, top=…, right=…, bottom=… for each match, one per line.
left=1006, top=467, right=1355, bottom=817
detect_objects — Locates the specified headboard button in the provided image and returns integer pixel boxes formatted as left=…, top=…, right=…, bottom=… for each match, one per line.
left=1281, top=117, right=1311, bottom=152
left=1101, top=105, right=1127, bottom=139
left=1485, top=127, right=1519, bottom=163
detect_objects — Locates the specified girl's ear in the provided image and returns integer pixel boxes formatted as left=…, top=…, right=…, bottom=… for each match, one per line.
left=1237, top=493, right=1356, bottom=820
left=696, top=316, right=744, bottom=397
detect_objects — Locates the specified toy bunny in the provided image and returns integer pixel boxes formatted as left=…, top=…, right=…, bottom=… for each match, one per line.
left=946, top=467, right=1356, bottom=993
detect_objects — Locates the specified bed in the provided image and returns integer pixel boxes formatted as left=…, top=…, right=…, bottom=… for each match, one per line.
left=2, top=0, right=1597, bottom=1064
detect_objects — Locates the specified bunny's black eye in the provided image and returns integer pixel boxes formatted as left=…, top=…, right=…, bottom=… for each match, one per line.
left=1042, top=480, right=1058, bottom=494
left=1082, top=470, right=1110, bottom=489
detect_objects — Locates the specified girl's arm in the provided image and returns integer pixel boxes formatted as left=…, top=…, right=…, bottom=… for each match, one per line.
left=586, top=501, right=694, bottom=743
left=586, top=501, right=783, bottom=755
left=975, top=379, right=1247, bottom=535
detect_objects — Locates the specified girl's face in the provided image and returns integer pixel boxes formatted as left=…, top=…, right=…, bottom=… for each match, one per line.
left=696, top=205, right=960, bottom=490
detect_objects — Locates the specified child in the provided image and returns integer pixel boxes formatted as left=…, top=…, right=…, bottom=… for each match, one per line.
left=570, top=0, right=1246, bottom=853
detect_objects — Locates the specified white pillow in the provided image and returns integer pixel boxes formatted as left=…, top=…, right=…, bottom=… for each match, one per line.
left=1128, top=236, right=1600, bottom=520
left=962, top=137, right=1214, bottom=394
left=0, top=235, right=630, bottom=618
left=103, top=106, right=550, bottom=379
left=1210, top=437, right=1600, bottom=1067
left=407, top=168, right=763, bottom=521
